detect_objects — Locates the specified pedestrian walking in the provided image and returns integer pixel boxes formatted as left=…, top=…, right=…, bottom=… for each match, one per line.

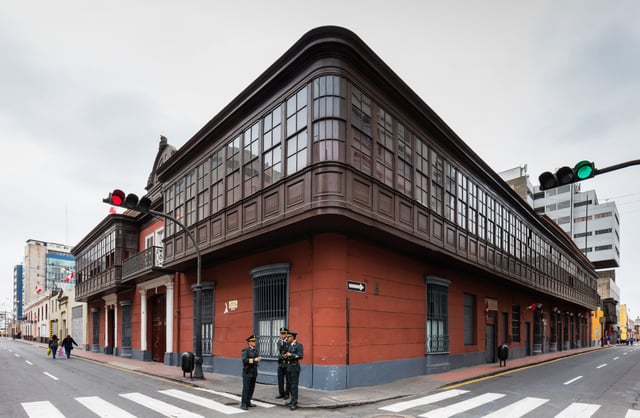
left=49, top=335, right=59, bottom=359
left=61, top=334, right=79, bottom=359
left=284, top=331, right=303, bottom=411
left=276, top=327, right=290, bottom=400
left=240, top=334, right=261, bottom=410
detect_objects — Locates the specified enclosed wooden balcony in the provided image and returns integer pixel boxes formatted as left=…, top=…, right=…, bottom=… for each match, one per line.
left=75, top=267, right=123, bottom=302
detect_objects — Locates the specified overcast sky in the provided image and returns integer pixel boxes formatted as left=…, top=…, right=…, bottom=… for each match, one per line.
left=1, top=1, right=639, bottom=318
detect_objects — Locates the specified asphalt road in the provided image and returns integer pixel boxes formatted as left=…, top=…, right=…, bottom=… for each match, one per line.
left=3, top=338, right=639, bottom=418
left=373, top=344, right=640, bottom=418
left=0, top=338, right=352, bottom=417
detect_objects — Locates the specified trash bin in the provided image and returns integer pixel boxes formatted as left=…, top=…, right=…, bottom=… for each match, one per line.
left=497, top=344, right=509, bottom=367
left=181, top=352, right=195, bottom=378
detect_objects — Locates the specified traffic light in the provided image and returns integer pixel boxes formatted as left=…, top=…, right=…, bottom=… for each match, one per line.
left=573, top=160, right=596, bottom=180
left=103, top=189, right=152, bottom=213
left=538, top=160, right=596, bottom=191
left=103, top=189, right=125, bottom=206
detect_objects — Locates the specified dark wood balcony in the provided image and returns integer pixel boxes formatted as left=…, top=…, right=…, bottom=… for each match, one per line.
left=122, top=246, right=171, bottom=283
left=603, top=298, right=618, bottom=325
left=75, top=267, right=123, bottom=302
left=162, top=163, right=599, bottom=309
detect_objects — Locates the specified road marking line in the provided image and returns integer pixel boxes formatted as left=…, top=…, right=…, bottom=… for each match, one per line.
left=120, top=392, right=204, bottom=418
left=614, top=356, right=620, bottom=360
left=563, top=376, right=583, bottom=385
left=160, top=389, right=245, bottom=414
left=419, top=392, right=505, bottom=418
left=26, top=360, right=33, bottom=365
left=22, top=401, right=65, bottom=418
left=596, top=363, right=607, bottom=369
left=555, top=402, right=600, bottom=417
left=626, top=409, right=640, bottom=417
left=482, top=396, right=549, bottom=418
left=76, top=396, right=137, bottom=418
left=43, top=372, right=59, bottom=380
left=380, top=389, right=469, bottom=412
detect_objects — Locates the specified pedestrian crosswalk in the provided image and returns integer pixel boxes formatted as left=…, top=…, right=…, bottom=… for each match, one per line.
left=21, top=388, right=275, bottom=417
left=380, top=389, right=640, bottom=417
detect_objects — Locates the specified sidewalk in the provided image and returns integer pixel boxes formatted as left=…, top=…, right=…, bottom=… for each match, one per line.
left=19, top=339, right=603, bottom=409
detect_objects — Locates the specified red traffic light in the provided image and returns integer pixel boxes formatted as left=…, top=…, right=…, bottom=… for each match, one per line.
left=103, top=189, right=126, bottom=206
left=103, top=189, right=151, bottom=213
left=111, top=189, right=125, bottom=206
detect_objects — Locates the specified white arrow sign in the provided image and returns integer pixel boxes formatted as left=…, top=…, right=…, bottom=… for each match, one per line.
left=347, top=281, right=366, bottom=292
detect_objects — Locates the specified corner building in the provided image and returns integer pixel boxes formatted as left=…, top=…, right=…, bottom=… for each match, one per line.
left=82, top=27, right=599, bottom=390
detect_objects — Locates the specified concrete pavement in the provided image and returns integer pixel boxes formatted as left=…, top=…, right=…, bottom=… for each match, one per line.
left=16, top=338, right=603, bottom=410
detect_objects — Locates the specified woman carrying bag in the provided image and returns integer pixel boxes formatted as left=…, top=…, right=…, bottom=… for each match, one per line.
left=49, top=335, right=59, bottom=359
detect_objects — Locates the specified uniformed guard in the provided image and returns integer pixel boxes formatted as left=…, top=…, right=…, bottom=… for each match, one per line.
left=276, top=327, right=290, bottom=399
left=284, top=331, right=303, bottom=410
left=240, top=334, right=261, bottom=410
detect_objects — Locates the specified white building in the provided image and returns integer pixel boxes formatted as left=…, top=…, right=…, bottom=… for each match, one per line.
left=500, top=166, right=620, bottom=270
left=20, top=239, right=79, bottom=342
left=532, top=184, right=620, bottom=269
left=23, top=239, right=75, bottom=307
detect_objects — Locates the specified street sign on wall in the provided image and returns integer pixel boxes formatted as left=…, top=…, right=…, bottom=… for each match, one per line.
left=347, top=280, right=366, bottom=293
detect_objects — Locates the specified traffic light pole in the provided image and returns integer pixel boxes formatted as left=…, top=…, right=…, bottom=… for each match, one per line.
left=148, top=209, right=205, bottom=379
left=592, top=159, right=640, bottom=177
left=103, top=190, right=205, bottom=378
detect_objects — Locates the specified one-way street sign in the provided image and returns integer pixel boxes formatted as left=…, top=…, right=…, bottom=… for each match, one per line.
left=347, top=280, right=366, bottom=293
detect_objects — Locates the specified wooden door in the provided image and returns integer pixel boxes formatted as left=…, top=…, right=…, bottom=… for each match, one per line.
left=151, top=295, right=166, bottom=362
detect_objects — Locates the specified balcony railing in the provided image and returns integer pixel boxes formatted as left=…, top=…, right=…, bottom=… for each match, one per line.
left=122, top=246, right=164, bottom=279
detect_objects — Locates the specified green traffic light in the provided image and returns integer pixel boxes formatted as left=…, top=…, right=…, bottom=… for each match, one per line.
left=573, top=160, right=595, bottom=180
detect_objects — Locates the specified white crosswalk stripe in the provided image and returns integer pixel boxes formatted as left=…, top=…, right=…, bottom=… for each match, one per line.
left=160, top=389, right=246, bottom=414
left=419, top=392, right=505, bottom=418
left=21, top=401, right=65, bottom=418
left=380, top=390, right=640, bottom=418
left=481, top=396, right=549, bottom=418
left=554, top=402, right=600, bottom=418
left=21, top=388, right=267, bottom=417
left=76, top=396, right=138, bottom=418
left=194, top=387, right=275, bottom=408
left=120, top=392, right=205, bottom=418
left=379, top=389, right=468, bottom=412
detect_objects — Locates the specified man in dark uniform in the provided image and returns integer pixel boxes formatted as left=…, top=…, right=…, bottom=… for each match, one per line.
left=276, top=327, right=290, bottom=399
left=284, top=331, right=303, bottom=410
left=240, top=334, right=261, bottom=410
